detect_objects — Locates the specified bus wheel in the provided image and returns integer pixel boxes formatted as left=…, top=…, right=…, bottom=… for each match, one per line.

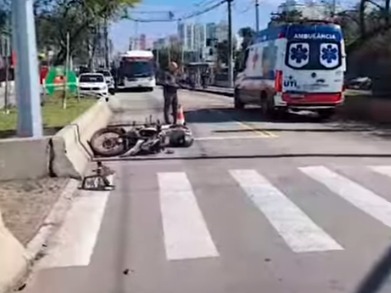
left=234, top=88, right=244, bottom=109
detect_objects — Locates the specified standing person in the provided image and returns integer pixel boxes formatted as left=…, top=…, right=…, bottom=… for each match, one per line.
left=163, top=62, right=179, bottom=125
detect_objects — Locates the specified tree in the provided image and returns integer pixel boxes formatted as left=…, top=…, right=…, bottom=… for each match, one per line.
left=34, top=0, right=140, bottom=65
left=216, top=40, right=237, bottom=66
left=269, top=9, right=303, bottom=26
left=238, top=27, right=255, bottom=51
left=0, top=0, right=10, bottom=35
left=337, top=0, right=391, bottom=54
left=153, top=45, right=183, bottom=72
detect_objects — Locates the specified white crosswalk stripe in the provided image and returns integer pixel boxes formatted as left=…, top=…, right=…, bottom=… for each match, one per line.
left=37, top=165, right=391, bottom=269
left=370, top=165, right=391, bottom=179
left=230, top=169, right=343, bottom=253
left=158, top=172, right=219, bottom=260
left=300, top=166, right=391, bottom=229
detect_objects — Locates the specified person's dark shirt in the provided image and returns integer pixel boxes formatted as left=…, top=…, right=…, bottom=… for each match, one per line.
left=163, top=70, right=179, bottom=94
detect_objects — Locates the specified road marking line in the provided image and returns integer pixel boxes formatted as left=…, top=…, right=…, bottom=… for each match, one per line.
left=230, top=169, right=342, bottom=253
left=301, top=166, right=391, bottom=228
left=212, top=108, right=277, bottom=138
left=236, top=121, right=277, bottom=138
left=38, top=181, right=112, bottom=268
left=370, top=166, right=391, bottom=178
left=158, top=172, right=219, bottom=260
left=195, top=135, right=273, bottom=141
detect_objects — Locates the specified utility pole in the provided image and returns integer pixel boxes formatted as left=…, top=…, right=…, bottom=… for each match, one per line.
left=331, top=0, right=336, bottom=18
left=181, top=42, right=185, bottom=66
left=12, top=0, right=43, bottom=137
left=3, top=14, right=11, bottom=114
left=227, top=0, right=234, bottom=88
left=103, top=16, right=109, bottom=68
left=63, top=32, right=70, bottom=110
left=255, top=0, right=260, bottom=33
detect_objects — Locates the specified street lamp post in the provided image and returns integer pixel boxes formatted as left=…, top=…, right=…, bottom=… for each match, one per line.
left=11, top=0, right=42, bottom=137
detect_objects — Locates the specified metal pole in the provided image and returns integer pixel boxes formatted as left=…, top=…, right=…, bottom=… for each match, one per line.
left=168, top=45, right=171, bottom=64
left=181, top=42, right=184, bottom=66
left=104, top=16, right=109, bottom=68
left=12, top=0, right=43, bottom=137
left=63, top=32, right=70, bottom=109
left=4, top=14, right=10, bottom=114
left=331, top=0, right=336, bottom=18
left=255, top=0, right=260, bottom=33
left=227, top=0, right=234, bottom=88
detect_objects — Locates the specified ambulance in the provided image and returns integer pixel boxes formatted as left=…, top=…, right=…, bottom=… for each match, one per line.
left=234, top=21, right=346, bottom=119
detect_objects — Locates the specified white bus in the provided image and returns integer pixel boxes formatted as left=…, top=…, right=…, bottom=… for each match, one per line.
left=117, top=50, right=156, bottom=91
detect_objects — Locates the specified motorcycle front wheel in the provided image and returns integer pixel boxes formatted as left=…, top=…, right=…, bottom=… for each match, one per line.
left=90, top=128, right=127, bottom=157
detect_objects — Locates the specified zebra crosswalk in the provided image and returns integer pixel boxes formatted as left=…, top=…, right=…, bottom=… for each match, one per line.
left=38, top=164, right=391, bottom=269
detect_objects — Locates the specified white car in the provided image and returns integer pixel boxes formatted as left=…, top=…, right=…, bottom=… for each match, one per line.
left=97, top=69, right=115, bottom=94
left=78, top=73, right=109, bottom=98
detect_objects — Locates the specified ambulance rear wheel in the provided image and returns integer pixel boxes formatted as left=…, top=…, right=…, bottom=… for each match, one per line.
left=260, top=96, right=274, bottom=119
left=234, top=89, right=244, bottom=109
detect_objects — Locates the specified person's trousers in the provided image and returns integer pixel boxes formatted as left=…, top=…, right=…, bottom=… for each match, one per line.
left=163, top=91, right=178, bottom=125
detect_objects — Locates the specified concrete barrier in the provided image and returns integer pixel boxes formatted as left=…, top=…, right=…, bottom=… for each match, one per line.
left=0, top=137, right=50, bottom=181
left=0, top=210, right=29, bottom=293
left=51, top=99, right=113, bottom=178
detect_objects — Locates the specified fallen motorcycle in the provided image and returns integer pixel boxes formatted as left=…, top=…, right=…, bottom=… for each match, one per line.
left=89, top=122, right=193, bottom=157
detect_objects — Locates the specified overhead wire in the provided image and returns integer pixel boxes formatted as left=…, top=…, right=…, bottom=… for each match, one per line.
left=234, top=0, right=253, bottom=14
left=126, top=0, right=227, bottom=23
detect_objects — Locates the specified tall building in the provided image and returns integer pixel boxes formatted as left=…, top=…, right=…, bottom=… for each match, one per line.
left=129, top=37, right=138, bottom=50
left=194, top=23, right=206, bottom=52
left=216, top=21, right=229, bottom=42
left=206, top=22, right=217, bottom=40
left=178, top=22, right=195, bottom=51
left=139, top=34, right=146, bottom=50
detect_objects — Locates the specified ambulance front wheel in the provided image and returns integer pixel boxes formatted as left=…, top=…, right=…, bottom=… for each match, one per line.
left=234, top=89, right=245, bottom=109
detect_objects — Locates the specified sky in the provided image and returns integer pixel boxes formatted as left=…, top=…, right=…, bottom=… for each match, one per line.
left=109, top=0, right=286, bottom=52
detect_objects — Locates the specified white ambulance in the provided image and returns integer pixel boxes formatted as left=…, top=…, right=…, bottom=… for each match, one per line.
left=234, top=21, right=346, bottom=119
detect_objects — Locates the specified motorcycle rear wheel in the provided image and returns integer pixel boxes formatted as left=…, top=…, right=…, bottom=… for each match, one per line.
left=90, top=128, right=128, bottom=157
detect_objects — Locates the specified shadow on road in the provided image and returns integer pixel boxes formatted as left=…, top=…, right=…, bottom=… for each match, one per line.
left=96, top=152, right=391, bottom=162
left=116, top=88, right=153, bottom=93
left=185, top=107, right=327, bottom=124
left=354, top=245, right=391, bottom=293
left=213, top=127, right=375, bottom=133
left=184, top=107, right=391, bottom=139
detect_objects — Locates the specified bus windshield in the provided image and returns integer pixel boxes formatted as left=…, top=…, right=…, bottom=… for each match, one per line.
left=120, top=60, right=154, bottom=78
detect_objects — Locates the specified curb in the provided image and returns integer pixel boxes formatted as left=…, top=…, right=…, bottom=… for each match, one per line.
left=0, top=179, right=79, bottom=293
left=26, top=179, right=80, bottom=261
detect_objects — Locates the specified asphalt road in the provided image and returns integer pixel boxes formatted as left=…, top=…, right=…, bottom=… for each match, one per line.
left=25, top=88, right=391, bottom=293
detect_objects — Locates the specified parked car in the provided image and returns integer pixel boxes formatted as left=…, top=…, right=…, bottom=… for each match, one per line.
left=345, top=76, right=372, bottom=90
left=78, top=73, right=108, bottom=99
left=97, top=69, right=115, bottom=95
